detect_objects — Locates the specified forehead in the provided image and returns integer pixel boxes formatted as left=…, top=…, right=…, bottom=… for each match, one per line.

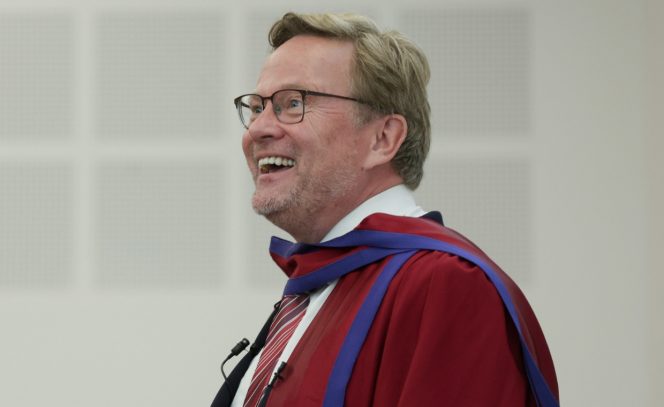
left=256, top=35, right=355, bottom=94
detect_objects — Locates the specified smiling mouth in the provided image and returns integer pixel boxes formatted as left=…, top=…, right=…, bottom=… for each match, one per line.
left=258, top=156, right=296, bottom=174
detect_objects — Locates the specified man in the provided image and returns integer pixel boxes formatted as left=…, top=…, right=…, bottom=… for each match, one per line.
left=212, top=12, right=558, bottom=407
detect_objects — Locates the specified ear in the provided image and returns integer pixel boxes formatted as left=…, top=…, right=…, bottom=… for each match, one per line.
left=363, top=114, right=408, bottom=170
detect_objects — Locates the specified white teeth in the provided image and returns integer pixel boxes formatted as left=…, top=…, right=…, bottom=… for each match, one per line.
left=258, top=156, right=295, bottom=168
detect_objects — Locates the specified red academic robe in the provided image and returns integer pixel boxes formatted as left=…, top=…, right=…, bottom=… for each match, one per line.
left=262, top=213, right=558, bottom=406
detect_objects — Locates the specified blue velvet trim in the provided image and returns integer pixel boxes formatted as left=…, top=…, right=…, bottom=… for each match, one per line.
left=322, top=251, right=415, bottom=407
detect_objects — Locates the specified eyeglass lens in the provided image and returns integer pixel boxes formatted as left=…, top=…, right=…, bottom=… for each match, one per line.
left=238, top=90, right=305, bottom=127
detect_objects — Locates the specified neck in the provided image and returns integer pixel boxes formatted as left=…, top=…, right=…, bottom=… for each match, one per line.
left=267, top=174, right=403, bottom=243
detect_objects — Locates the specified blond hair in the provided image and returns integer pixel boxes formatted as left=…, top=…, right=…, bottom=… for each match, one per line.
left=268, top=12, right=431, bottom=189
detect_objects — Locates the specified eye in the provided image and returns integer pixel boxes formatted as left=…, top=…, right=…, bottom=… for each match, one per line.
left=286, top=98, right=302, bottom=109
left=249, top=103, right=264, bottom=114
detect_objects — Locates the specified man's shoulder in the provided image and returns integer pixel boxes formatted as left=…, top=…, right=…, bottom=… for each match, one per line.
left=390, top=248, right=502, bottom=305
left=374, top=247, right=512, bottom=355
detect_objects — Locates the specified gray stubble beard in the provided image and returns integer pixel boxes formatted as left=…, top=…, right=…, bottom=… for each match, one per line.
left=251, top=164, right=361, bottom=240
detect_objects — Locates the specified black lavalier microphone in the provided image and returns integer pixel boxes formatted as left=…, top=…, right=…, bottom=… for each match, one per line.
left=220, top=338, right=250, bottom=380
left=257, top=361, right=287, bottom=407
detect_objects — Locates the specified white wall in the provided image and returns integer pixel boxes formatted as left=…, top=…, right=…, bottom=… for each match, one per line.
left=0, top=0, right=658, bottom=406
left=645, top=0, right=664, bottom=403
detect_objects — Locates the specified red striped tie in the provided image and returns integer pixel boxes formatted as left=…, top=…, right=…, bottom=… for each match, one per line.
left=243, top=294, right=309, bottom=407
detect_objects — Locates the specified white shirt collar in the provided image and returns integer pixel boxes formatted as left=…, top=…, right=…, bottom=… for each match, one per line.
left=321, top=184, right=426, bottom=242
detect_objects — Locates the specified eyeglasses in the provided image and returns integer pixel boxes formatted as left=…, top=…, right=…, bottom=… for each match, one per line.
left=233, top=89, right=365, bottom=129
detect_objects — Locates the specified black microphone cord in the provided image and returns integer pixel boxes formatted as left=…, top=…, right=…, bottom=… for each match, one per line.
left=257, top=361, right=287, bottom=407
left=220, top=338, right=250, bottom=380
left=219, top=301, right=282, bottom=380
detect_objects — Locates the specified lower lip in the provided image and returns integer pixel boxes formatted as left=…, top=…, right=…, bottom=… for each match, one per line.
left=256, top=166, right=295, bottom=183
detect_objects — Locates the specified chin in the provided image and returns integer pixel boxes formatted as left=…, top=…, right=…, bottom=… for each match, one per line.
left=252, top=191, right=292, bottom=217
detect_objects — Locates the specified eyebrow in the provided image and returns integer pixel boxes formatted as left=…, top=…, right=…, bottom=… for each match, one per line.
left=253, top=84, right=320, bottom=94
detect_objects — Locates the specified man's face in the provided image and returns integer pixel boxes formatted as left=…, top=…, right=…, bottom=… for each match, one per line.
left=241, top=35, right=373, bottom=237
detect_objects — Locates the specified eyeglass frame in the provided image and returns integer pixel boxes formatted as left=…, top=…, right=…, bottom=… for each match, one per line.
left=233, top=88, right=369, bottom=129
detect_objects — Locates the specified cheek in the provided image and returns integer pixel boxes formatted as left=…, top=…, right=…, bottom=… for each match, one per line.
left=241, top=133, right=255, bottom=168
left=338, top=133, right=371, bottom=168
